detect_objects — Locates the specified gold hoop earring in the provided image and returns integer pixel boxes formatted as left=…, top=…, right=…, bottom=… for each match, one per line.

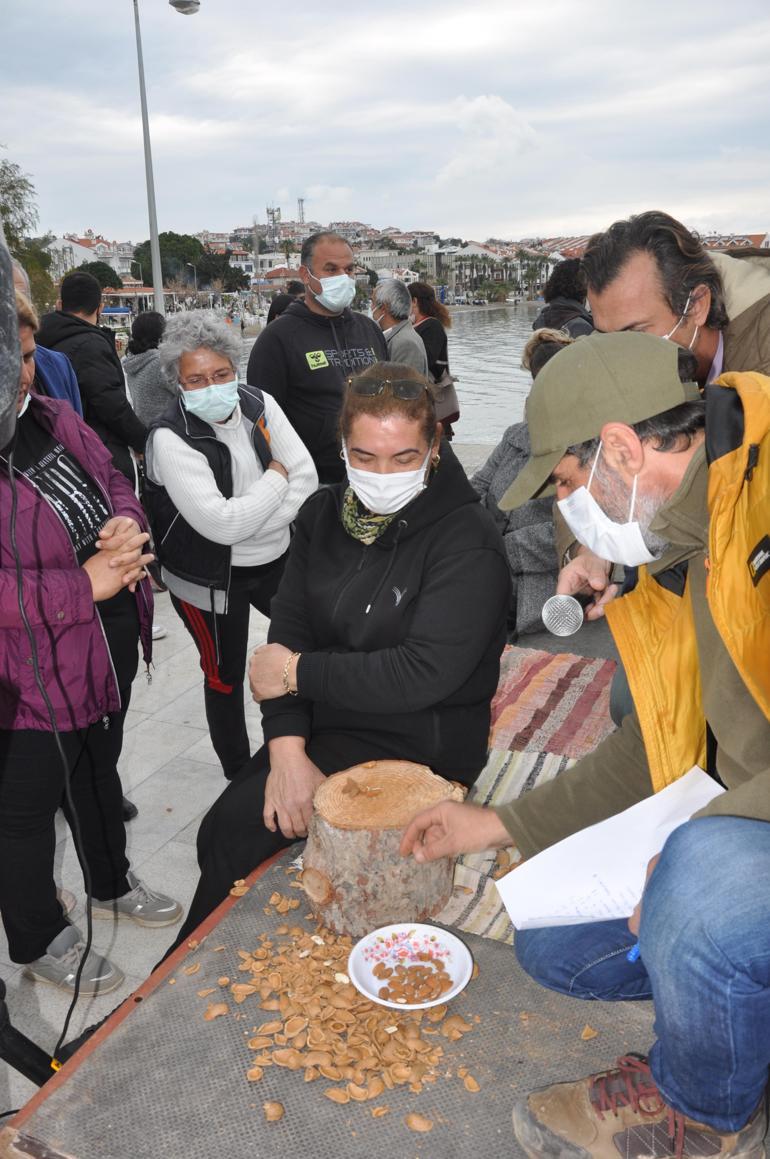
left=432, top=453, right=441, bottom=468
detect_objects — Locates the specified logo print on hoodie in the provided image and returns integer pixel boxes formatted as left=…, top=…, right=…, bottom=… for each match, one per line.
left=306, top=350, right=329, bottom=370
left=392, top=586, right=407, bottom=606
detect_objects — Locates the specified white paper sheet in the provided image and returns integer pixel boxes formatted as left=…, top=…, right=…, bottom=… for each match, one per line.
left=495, top=767, right=724, bottom=929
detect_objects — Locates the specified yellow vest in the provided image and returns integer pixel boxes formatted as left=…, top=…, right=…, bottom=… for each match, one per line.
left=605, top=370, right=770, bottom=793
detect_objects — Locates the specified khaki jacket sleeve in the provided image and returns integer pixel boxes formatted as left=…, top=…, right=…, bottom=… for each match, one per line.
left=694, top=771, right=770, bottom=826
left=494, top=712, right=653, bottom=858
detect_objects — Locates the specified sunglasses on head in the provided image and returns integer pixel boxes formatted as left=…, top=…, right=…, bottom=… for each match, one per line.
left=347, top=376, right=428, bottom=401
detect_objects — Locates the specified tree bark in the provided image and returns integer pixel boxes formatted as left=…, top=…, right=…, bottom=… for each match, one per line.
left=301, top=761, right=462, bottom=938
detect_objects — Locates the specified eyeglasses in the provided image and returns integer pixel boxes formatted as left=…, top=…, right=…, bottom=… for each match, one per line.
left=180, top=367, right=234, bottom=389
left=347, top=376, right=428, bottom=401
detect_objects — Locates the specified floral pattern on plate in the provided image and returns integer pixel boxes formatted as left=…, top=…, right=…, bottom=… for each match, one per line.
left=361, top=928, right=453, bottom=968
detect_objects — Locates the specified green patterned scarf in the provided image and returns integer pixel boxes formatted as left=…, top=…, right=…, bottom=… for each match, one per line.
left=341, top=487, right=398, bottom=545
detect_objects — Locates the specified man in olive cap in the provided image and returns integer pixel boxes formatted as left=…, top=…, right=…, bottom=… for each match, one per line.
left=401, top=332, right=770, bottom=1158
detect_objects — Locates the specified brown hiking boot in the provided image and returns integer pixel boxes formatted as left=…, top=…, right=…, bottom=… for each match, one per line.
left=512, top=1054, right=767, bottom=1158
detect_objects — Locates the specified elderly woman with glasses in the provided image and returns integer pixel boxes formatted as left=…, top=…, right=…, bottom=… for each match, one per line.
left=144, top=312, right=317, bottom=780
left=170, top=361, right=510, bottom=944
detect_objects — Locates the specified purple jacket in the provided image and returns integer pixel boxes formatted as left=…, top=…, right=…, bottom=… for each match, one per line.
left=0, top=395, right=153, bottom=731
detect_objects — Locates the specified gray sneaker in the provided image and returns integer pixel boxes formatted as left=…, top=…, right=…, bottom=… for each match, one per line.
left=23, top=925, right=124, bottom=996
left=91, top=871, right=183, bottom=927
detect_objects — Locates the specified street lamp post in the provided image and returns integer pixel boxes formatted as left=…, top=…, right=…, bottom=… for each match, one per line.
left=130, top=258, right=143, bottom=284
left=131, top=0, right=200, bottom=316
left=186, top=262, right=198, bottom=294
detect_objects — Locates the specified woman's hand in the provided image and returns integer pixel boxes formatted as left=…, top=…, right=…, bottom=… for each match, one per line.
left=264, top=738, right=325, bottom=838
left=249, top=643, right=295, bottom=701
left=82, top=546, right=155, bottom=602
left=96, top=518, right=150, bottom=576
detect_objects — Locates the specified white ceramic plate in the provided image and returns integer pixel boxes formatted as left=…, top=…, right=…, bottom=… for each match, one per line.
left=347, top=923, right=473, bottom=1011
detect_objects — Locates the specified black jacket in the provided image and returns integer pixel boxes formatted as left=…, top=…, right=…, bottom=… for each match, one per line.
left=414, top=316, right=449, bottom=383
left=262, top=443, right=511, bottom=785
left=37, top=310, right=147, bottom=481
left=143, top=386, right=272, bottom=607
left=532, top=297, right=594, bottom=338
left=246, top=299, right=387, bottom=484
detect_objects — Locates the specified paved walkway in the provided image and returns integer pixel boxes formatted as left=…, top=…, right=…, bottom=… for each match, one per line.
left=0, top=443, right=614, bottom=1115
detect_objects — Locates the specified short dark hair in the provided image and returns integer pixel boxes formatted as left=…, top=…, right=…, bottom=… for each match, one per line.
left=582, top=210, right=728, bottom=331
left=286, top=279, right=304, bottom=296
left=60, top=271, right=103, bottom=315
left=544, top=258, right=586, bottom=304
left=566, top=347, right=704, bottom=465
left=128, top=310, right=165, bottom=354
left=339, top=362, right=437, bottom=447
left=300, top=231, right=351, bottom=269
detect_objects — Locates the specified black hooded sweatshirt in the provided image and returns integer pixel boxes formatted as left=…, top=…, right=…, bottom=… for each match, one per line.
left=246, top=299, right=387, bottom=483
left=261, top=443, right=511, bottom=786
left=37, top=310, right=147, bottom=482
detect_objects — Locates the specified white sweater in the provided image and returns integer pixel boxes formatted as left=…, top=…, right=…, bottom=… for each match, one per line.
left=146, top=393, right=318, bottom=568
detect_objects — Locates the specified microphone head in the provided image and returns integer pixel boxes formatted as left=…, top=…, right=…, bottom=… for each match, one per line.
left=542, top=594, right=584, bottom=636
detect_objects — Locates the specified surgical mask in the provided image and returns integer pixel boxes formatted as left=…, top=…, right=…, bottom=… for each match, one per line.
left=342, top=443, right=432, bottom=515
left=308, top=273, right=356, bottom=313
left=17, top=391, right=31, bottom=418
left=180, top=378, right=240, bottom=423
left=557, top=443, right=656, bottom=567
left=662, top=292, right=699, bottom=351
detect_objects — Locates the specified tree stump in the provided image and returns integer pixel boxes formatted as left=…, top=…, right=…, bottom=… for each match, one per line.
left=301, top=760, right=463, bottom=938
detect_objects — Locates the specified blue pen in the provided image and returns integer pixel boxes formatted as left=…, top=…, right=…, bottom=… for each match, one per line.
left=627, top=943, right=641, bottom=963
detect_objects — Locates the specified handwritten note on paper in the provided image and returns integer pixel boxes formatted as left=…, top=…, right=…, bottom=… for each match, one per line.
left=495, top=767, right=724, bottom=929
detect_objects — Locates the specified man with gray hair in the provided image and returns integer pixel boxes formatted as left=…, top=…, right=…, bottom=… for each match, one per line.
left=371, top=278, right=428, bottom=376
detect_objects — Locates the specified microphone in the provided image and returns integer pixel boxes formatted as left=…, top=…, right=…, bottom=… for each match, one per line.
left=541, top=594, right=584, bottom=636
left=0, top=221, right=21, bottom=448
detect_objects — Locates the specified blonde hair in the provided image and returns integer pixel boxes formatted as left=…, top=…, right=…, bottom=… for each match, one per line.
left=521, top=326, right=573, bottom=373
left=16, top=289, right=39, bottom=332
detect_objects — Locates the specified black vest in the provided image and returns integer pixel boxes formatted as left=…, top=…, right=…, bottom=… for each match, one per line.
left=144, top=386, right=273, bottom=603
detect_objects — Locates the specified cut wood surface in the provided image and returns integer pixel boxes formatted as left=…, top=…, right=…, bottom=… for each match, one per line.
left=302, top=761, right=463, bottom=937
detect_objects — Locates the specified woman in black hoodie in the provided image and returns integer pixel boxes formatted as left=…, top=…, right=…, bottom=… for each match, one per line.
left=171, top=363, right=510, bottom=943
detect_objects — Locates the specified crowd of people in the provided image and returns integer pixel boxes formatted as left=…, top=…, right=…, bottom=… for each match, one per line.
left=2, top=213, right=770, bottom=1158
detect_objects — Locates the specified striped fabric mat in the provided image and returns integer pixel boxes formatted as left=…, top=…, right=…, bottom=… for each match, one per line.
left=438, top=647, right=617, bottom=944
left=490, top=645, right=616, bottom=759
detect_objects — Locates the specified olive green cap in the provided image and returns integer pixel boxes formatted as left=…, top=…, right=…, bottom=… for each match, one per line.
left=499, top=331, right=701, bottom=510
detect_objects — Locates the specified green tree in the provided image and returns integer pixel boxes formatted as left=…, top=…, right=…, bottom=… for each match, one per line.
left=196, top=249, right=249, bottom=292
left=133, top=231, right=204, bottom=287
left=0, top=154, right=38, bottom=251
left=15, top=235, right=55, bottom=311
left=76, top=260, right=123, bottom=289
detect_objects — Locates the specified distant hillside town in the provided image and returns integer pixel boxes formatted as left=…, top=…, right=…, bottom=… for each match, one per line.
left=44, top=214, right=770, bottom=305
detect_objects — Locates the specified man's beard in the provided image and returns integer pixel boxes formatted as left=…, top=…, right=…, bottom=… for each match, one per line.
left=592, top=453, right=670, bottom=558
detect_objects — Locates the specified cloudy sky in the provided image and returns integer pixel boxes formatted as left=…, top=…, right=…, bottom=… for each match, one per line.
left=3, top=0, right=770, bottom=245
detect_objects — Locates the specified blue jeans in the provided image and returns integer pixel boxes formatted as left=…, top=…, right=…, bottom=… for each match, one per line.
left=514, top=816, right=770, bottom=1131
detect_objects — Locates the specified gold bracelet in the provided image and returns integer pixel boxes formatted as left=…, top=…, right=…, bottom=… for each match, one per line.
left=282, top=651, right=301, bottom=697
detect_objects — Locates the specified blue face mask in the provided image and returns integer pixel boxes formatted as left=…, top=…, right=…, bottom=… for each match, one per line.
left=180, top=378, right=240, bottom=423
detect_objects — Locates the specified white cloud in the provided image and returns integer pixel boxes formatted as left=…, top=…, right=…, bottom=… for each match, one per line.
left=0, top=0, right=768, bottom=240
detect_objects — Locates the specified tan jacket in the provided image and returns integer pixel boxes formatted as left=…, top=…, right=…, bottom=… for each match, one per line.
left=497, top=375, right=770, bottom=856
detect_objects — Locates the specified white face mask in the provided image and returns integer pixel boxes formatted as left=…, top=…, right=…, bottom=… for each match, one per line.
left=17, top=391, right=32, bottom=418
left=557, top=443, right=657, bottom=567
left=308, top=272, right=356, bottom=313
left=342, top=443, right=432, bottom=515
left=662, top=291, right=699, bottom=352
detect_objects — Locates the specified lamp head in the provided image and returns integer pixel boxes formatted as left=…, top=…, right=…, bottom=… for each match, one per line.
left=169, top=0, right=200, bottom=12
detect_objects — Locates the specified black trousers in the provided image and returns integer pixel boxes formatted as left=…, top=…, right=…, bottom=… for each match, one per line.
left=0, top=691, right=131, bottom=964
left=169, top=556, right=287, bottom=780
left=167, top=730, right=402, bottom=955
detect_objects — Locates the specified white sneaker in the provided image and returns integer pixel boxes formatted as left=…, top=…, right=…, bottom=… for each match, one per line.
left=151, top=623, right=168, bottom=641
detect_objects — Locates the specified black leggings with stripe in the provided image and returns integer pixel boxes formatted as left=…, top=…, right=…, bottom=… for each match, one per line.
left=170, top=555, right=287, bottom=779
